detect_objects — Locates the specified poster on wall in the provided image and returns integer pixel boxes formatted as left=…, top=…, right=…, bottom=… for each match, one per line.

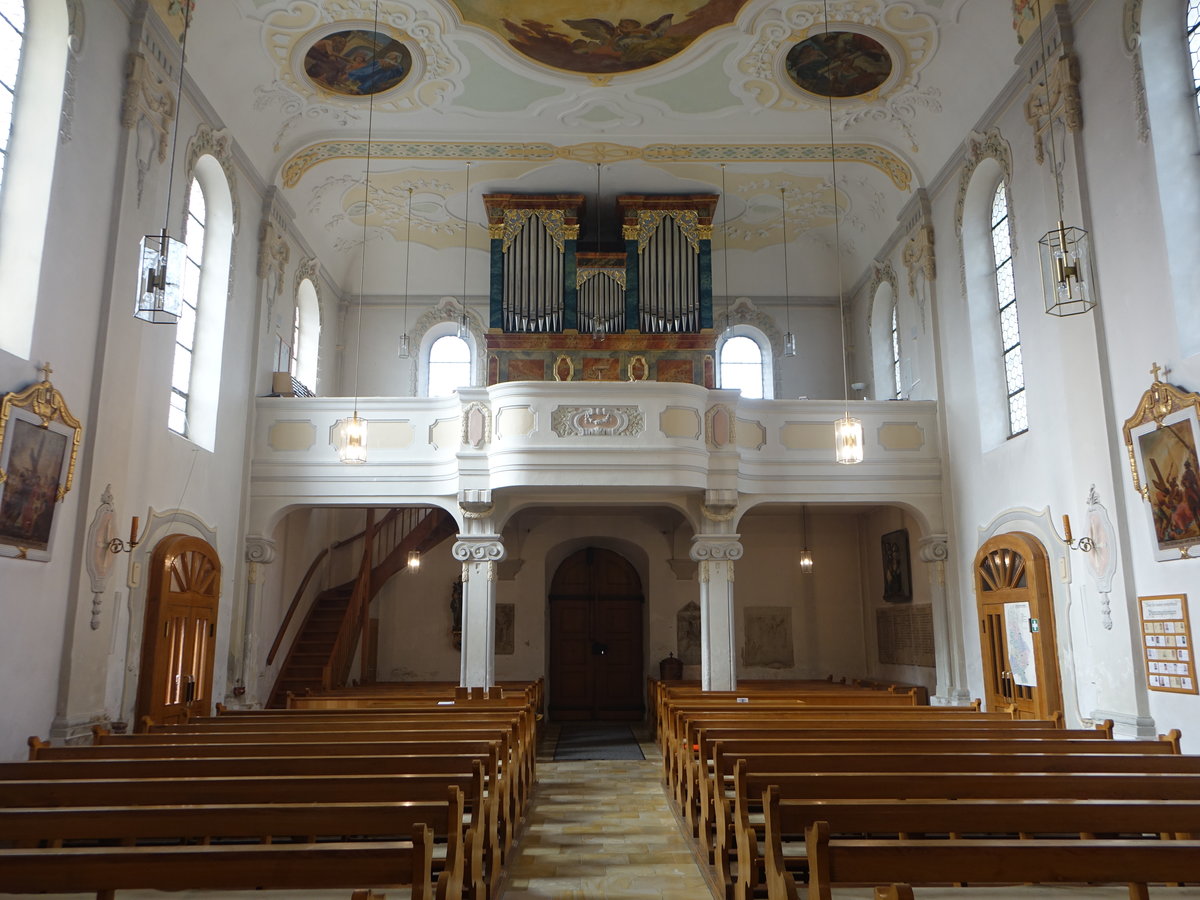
left=0, top=366, right=82, bottom=562
left=1123, top=368, right=1200, bottom=562
left=1137, top=594, right=1197, bottom=694
left=1003, top=600, right=1038, bottom=687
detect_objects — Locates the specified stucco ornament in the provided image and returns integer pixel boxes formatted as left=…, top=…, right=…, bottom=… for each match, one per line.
left=737, top=0, right=938, bottom=134
left=1082, top=486, right=1118, bottom=630
left=689, top=538, right=744, bottom=561
left=551, top=406, right=644, bottom=437
left=261, top=0, right=459, bottom=115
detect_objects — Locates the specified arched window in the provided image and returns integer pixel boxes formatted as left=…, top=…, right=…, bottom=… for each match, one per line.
left=169, top=156, right=233, bottom=449
left=718, top=334, right=764, bottom=399
left=0, top=2, right=25, bottom=196
left=890, top=303, right=902, bottom=399
left=0, top=0, right=69, bottom=359
left=294, top=277, right=320, bottom=393
left=991, top=182, right=1027, bottom=437
left=1188, top=1, right=1200, bottom=112
left=427, top=334, right=471, bottom=397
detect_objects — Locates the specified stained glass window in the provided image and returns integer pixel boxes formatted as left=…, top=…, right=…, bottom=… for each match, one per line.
left=170, top=180, right=207, bottom=436
left=991, top=182, right=1027, bottom=437
left=0, top=1, right=26, bottom=201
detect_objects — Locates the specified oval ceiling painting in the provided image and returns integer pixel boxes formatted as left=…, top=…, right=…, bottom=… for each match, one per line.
left=304, top=30, right=412, bottom=96
left=453, top=0, right=753, bottom=75
left=786, top=31, right=892, bottom=98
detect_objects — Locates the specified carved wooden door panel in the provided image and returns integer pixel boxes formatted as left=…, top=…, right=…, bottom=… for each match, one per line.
left=137, top=535, right=221, bottom=727
left=974, top=532, right=1062, bottom=720
left=549, top=547, right=644, bottom=721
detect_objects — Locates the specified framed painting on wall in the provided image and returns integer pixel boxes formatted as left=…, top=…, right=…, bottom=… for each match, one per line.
left=881, top=528, right=912, bottom=603
left=0, top=366, right=83, bottom=561
left=1123, top=368, right=1200, bottom=562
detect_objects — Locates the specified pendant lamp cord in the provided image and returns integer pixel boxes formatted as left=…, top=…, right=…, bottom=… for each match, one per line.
left=1034, top=0, right=1066, bottom=223
left=721, top=163, right=731, bottom=326
left=352, top=0, right=382, bottom=418
left=162, top=4, right=192, bottom=233
left=781, top=187, right=791, bottom=335
left=461, top=161, right=472, bottom=333
left=823, top=0, right=850, bottom=412
left=402, top=186, right=412, bottom=334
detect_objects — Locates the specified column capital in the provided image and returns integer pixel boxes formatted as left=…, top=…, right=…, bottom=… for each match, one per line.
left=690, top=534, right=743, bottom=562
left=245, top=536, right=277, bottom=564
left=452, top=535, right=506, bottom=563
left=917, top=533, right=949, bottom=564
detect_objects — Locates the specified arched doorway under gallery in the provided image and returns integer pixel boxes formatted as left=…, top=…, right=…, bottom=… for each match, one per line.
left=548, top=546, right=645, bottom=721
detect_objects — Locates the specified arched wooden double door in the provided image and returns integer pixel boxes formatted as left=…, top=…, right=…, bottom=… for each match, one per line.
left=549, top=547, right=644, bottom=721
left=136, top=535, right=221, bottom=726
left=974, top=532, right=1062, bottom=720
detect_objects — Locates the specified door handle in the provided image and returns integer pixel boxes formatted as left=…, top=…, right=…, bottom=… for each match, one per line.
left=591, top=641, right=607, bottom=656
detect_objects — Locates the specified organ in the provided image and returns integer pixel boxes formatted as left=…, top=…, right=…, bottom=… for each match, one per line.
left=483, top=192, right=719, bottom=386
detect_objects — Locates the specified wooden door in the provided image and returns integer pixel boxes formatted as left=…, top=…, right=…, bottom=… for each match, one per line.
left=974, top=532, right=1062, bottom=720
left=136, top=535, right=221, bottom=726
left=549, top=547, right=644, bottom=721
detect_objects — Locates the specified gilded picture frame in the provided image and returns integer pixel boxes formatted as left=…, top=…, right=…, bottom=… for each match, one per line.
left=0, top=367, right=83, bottom=561
left=1123, top=370, right=1200, bottom=561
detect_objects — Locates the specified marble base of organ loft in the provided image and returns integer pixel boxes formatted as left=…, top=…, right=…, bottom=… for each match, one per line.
left=485, top=331, right=716, bottom=387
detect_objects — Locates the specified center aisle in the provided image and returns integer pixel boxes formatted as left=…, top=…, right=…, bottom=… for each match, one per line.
left=497, top=728, right=717, bottom=899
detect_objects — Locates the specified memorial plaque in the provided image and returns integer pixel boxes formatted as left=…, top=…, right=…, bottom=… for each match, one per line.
left=876, top=604, right=934, bottom=667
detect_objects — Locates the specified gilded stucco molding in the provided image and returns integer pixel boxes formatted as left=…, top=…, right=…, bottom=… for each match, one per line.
left=121, top=52, right=175, bottom=163
left=1024, top=51, right=1082, bottom=166
left=257, top=221, right=291, bottom=298
left=1123, top=0, right=1150, bottom=143
left=865, top=260, right=899, bottom=337
left=60, top=0, right=84, bottom=144
left=283, top=140, right=911, bottom=191
left=185, top=123, right=241, bottom=235
left=954, top=129, right=1012, bottom=239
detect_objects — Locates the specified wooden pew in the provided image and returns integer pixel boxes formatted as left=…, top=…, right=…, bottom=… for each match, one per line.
left=1, top=769, right=497, bottom=899
left=760, top=789, right=1200, bottom=900
left=0, top=827, right=438, bottom=900
left=0, top=792, right=468, bottom=900
left=800, top=819, right=1200, bottom=900
left=92, top=722, right=530, bottom=841
left=731, top=762, right=1200, bottom=900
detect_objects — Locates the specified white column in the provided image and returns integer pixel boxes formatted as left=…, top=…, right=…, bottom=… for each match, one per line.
left=690, top=535, right=742, bottom=691
left=237, top=536, right=277, bottom=708
left=452, top=535, right=505, bottom=689
left=919, top=534, right=971, bottom=705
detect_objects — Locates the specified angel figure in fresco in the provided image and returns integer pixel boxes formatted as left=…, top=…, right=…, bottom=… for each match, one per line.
left=1012, top=0, right=1037, bottom=40
left=563, top=14, right=675, bottom=63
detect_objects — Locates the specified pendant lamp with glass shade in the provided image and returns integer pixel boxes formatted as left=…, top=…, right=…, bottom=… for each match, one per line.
left=397, top=187, right=414, bottom=358
left=407, top=548, right=421, bottom=571
left=820, top=0, right=863, bottom=464
left=798, top=506, right=814, bottom=573
left=333, top=0, right=384, bottom=464
left=1033, top=0, right=1096, bottom=317
left=135, top=5, right=193, bottom=324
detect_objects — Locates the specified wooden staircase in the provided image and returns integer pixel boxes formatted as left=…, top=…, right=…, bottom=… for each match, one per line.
left=267, top=508, right=456, bottom=708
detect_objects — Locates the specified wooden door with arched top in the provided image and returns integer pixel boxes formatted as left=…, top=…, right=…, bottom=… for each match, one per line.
left=974, top=532, right=1062, bottom=720
left=549, top=547, right=644, bottom=721
left=136, top=535, right=221, bottom=726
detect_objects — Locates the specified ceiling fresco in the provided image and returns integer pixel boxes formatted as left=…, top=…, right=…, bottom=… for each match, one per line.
left=451, top=0, right=754, bottom=76
left=147, top=0, right=1017, bottom=296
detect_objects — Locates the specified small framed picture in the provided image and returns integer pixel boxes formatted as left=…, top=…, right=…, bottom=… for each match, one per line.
left=0, top=369, right=82, bottom=561
left=1123, top=372, right=1200, bottom=562
left=881, top=528, right=912, bottom=603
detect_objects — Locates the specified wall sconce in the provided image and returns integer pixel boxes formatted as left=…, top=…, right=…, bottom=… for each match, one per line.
left=1056, top=513, right=1093, bottom=552
left=109, top=516, right=140, bottom=554
left=407, top=548, right=421, bottom=571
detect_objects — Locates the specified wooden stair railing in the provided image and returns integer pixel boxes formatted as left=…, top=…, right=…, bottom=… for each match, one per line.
left=267, top=507, right=455, bottom=706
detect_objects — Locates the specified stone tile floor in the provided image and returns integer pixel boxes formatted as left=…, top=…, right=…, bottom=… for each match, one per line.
left=496, top=724, right=718, bottom=899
